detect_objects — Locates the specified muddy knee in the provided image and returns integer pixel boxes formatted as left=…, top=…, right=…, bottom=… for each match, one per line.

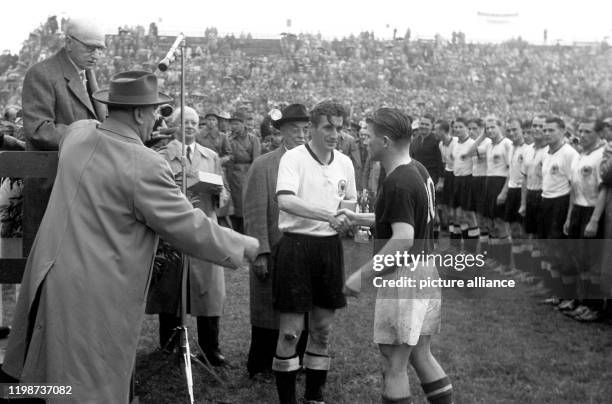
left=307, top=323, right=332, bottom=351
left=283, top=332, right=299, bottom=342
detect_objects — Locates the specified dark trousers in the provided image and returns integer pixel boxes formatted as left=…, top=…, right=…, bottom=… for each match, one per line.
left=158, top=313, right=221, bottom=354
left=230, top=216, right=244, bottom=234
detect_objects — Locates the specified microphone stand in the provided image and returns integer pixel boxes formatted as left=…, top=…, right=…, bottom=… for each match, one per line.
left=155, top=33, right=225, bottom=404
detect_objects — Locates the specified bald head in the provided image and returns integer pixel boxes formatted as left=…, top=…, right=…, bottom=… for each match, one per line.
left=168, top=107, right=198, bottom=127
left=169, top=107, right=199, bottom=145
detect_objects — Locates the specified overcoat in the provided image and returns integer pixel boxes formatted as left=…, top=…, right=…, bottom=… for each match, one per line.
left=243, top=147, right=285, bottom=329
left=21, top=47, right=106, bottom=255
left=146, top=139, right=229, bottom=316
left=599, top=141, right=612, bottom=297
left=227, top=132, right=260, bottom=217
left=2, top=119, right=246, bottom=403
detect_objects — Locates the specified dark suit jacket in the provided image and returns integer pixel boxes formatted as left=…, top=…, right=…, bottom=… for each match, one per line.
left=21, top=48, right=106, bottom=255
left=22, top=47, right=106, bottom=151
left=337, top=131, right=361, bottom=171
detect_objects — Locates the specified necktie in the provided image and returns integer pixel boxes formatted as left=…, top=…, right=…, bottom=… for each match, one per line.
left=79, top=71, right=87, bottom=89
left=187, top=146, right=192, bottom=164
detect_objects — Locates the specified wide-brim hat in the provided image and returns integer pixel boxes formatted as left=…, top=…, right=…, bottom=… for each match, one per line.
left=217, top=111, right=231, bottom=120
left=93, top=70, right=173, bottom=106
left=271, top=103, right=309, bottom=129
left=229, top=111, right=248, bottom=123
left=204, top=110, right=220, bottom=119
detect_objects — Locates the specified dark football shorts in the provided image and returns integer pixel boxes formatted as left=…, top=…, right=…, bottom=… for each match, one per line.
left=470, top=175, right=486, bottom=215
left=273, top=232, right=346, bottom=313
left=567, top=205, right=604, bottom=278
left=452, top=175, right=472, bottom=210
left=504, top=187, right=522, bottom=223
left=524, top=190, right=543, bottom=236
left=484, top=176, right=507, bottom=220
left=541, top=194, right=570, bottom=239
left=441, top=170, right=454, bottom=206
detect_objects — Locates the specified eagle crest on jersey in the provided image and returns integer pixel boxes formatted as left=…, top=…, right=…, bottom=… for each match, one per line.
left=337, top=179, right=347, bottom=197
left=551, top=164, right=559, bottom=174
left=581, top=166, right=593, bottom=177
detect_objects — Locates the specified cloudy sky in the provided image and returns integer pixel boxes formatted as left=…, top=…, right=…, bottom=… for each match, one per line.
left=2, top=0, right=611, bottom=52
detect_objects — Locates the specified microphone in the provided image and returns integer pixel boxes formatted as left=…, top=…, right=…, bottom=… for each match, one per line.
left=159, top=104, right=174, bottom=117
left=158, top=33, right=186, bottom=72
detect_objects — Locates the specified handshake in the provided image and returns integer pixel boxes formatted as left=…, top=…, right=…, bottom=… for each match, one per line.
left=328, top=208, right=360, bottom=233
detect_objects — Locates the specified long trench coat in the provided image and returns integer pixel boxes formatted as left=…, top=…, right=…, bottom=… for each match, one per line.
left=243, top=147, right=285, bottom=329
left=2, top=120, right=247, bottom=403
left=599, top=141, right=612, bottom=297
left=227, top=132, right=260, bottom=217
left=146, top=139, right=229, bottom=316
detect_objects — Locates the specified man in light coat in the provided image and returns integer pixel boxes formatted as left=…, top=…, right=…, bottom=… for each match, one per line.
left=1, top=71, right=259, bottom=403
left=148, top=106, right=232, bottom=366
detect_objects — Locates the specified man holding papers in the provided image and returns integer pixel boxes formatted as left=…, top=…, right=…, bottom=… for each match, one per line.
left=149, top=105, right=231, bottom=366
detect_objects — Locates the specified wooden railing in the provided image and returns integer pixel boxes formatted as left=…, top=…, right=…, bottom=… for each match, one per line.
left=0, top=151, right=58, bottom=283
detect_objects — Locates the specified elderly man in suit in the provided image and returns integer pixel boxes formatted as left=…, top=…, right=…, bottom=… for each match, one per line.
left=147, top=106, right=232, bottom=366
left=243, top=104, right=310, bottom=379
left=21, top=17, right=107, bottom=255
left=2, top=71, right=259, bottom=403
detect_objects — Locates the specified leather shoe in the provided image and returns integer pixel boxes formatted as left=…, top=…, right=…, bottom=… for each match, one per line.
left=0, top=326, right=10, bottom=339
left=203, top=349, right=226, bottom=367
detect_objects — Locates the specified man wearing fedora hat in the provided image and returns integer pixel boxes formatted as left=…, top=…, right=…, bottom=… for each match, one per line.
left=2, top=71, right=259, bottom=403
left=21, top=17, right=108, bottom=258
left=227, top=111, right=261, bottom=233
left=243, top=104, right=311, bottom=379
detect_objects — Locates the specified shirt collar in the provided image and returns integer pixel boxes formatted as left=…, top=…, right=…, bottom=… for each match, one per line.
left=66, top=52, right=85, bottom=78
left=305, top=143, right=334, bottom=165
left=98, top=119, right=142, bottom=144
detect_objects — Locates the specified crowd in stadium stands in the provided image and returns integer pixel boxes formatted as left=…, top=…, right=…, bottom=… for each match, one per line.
left=1, top=16, right=611, bottom=130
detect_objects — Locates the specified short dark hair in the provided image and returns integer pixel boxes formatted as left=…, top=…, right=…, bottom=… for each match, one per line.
left=520, top=120, right=531, bottom=131
left=366, top=107, right=412, bottom=144
left=467, top=118, right=484, bottom=128
left=435, top=119, right=450, bottom=133
left=485, top=116, right=502, bottom=127
left=421, top=113, right=435, bottom=124
left=453, top=117, right=468, bottom=127
left=310, top=100, right=347, bottom=127
left=545, top=116, right=565, bottom=130
left=594, top=118, right=609, bottom=133
left=506, top=118, right=522, bottom=127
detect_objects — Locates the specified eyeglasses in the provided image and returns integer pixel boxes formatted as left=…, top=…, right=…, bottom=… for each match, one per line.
left=69, top=35, right=105, bottom=53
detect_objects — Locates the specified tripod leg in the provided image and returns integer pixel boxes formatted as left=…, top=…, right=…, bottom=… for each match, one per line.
left=192, top=343, right=227, bottom=386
